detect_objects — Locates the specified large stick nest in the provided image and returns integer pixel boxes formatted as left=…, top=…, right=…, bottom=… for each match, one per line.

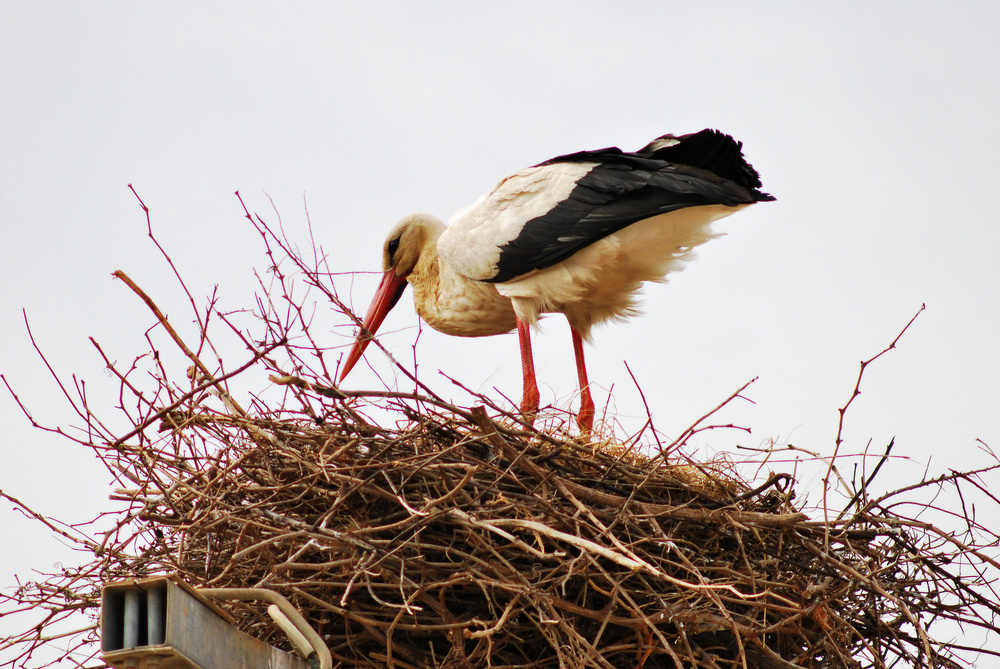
left=138, top=395, right=810, bottom=669
left=2, top=196, right=999, bottom=668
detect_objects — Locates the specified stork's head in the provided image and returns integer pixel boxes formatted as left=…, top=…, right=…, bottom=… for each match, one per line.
left=381, top=213, right=434, bottom=277
left=338, top=214, right=443, bottom=383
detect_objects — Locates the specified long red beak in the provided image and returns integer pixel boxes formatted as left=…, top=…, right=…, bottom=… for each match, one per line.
left=339, top=270, right=409, bottom=382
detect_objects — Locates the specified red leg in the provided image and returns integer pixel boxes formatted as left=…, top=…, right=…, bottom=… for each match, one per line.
left=572, top=328, right=595, bottom=435
left=517, top=317, right=540, bottom=424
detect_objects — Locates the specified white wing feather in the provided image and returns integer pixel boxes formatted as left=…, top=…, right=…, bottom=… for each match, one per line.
left=438, top=162, right=596, bottom=281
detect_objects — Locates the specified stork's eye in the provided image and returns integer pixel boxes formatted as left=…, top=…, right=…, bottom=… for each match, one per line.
left=387, top=237, right=400, bottom=259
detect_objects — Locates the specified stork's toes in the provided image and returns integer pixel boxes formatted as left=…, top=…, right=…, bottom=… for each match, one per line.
left=520, top=391, right=540, bottom=427
left=576, top=396, right=595, bottom=437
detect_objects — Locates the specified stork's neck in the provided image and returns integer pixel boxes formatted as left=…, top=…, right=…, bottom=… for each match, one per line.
left=407, top=230, right=517, bottom=338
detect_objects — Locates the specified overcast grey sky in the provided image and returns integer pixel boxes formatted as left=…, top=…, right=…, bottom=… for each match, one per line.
left=3, top=2, right=999, bottom=662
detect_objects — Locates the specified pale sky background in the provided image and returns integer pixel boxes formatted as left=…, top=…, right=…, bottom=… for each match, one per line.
left=2, top=2, right=999, bottom=663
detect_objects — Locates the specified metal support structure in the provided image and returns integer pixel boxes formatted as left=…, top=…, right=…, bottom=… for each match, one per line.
left=198, top=588, right=331, bottom=669
left=101, top=576, right=321, bottom=669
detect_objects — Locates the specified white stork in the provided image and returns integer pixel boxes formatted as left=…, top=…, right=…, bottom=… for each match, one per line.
left=338, top=129, right=773, bottom=433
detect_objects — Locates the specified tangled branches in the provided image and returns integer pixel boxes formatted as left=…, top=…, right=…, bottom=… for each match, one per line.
left=2, top=194, right=999, bottom=668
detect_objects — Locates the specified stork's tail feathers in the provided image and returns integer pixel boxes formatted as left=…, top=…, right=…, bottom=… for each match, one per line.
left=639, top=129, right=775, bottom=202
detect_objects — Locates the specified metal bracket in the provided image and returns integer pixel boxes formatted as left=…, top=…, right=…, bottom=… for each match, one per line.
left=101, top=576, right=316, bottom=669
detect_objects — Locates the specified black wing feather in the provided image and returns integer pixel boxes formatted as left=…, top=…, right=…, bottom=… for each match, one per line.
left=487, top=129, right=773, bottom=283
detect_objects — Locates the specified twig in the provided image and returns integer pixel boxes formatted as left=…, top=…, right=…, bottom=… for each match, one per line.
left=824, top=304, right=924, bottom=549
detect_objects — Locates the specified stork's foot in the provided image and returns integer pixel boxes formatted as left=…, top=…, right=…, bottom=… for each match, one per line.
left=520, top=389, right=540, bottom=427
left=576, top=387, right=595, bottom=436
left=570, top=327, right=595, bottom=437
